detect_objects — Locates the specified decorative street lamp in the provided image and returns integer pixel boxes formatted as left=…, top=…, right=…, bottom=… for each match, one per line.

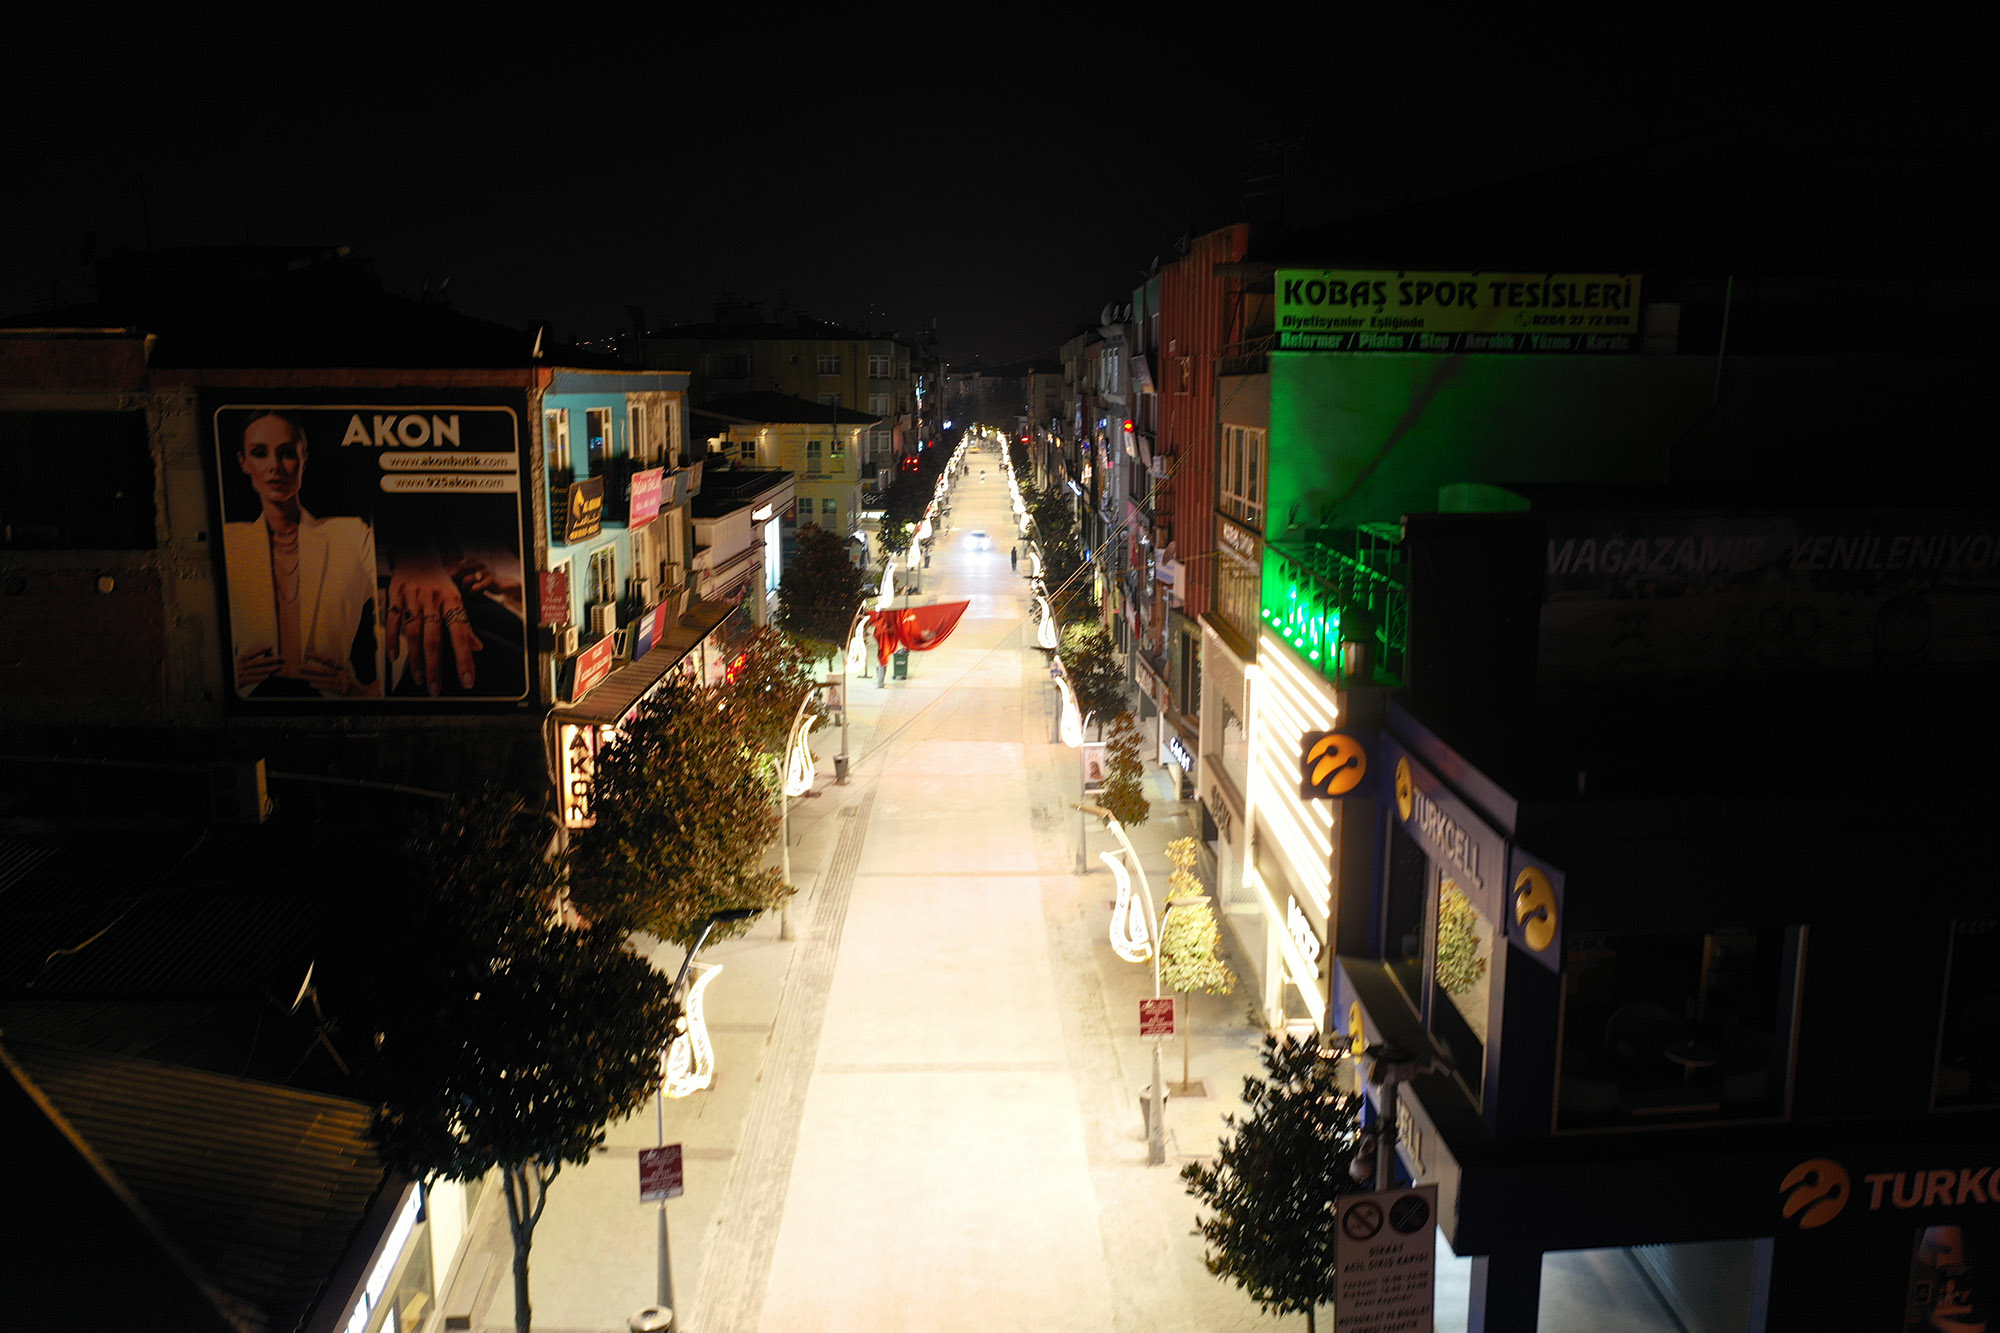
left=652, top=906, right=761, bottom=1319
left=1079, top=803, right=1168, bottom=1166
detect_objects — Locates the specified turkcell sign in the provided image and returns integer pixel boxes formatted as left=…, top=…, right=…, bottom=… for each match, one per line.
left=1277, top=269, right=1642, bottom=353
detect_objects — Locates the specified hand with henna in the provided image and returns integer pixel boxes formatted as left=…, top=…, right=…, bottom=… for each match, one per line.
left=385, top=552, right=483, bottom=695
left=236, top=644, right=283, bottom=693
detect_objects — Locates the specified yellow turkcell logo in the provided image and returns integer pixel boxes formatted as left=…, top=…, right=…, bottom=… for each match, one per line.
left=1780, top=1158, right=1851, bottom=1229
left=1302, top=733, right=1368, bottom=798
left=1513, top=866, right=1559, bottom=953
left=1394, top=756, right=1414, bottom=821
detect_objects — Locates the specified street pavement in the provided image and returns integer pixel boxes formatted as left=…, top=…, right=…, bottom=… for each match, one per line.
left=451, top=441, right=1681, bottom=1333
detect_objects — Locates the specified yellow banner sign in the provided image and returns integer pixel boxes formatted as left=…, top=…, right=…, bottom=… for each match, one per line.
left=1278, top=269, right=1642, bottom=353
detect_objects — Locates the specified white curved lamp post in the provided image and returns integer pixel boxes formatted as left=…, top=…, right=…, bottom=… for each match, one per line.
left=1080, top=804, right=1168, bottom=1166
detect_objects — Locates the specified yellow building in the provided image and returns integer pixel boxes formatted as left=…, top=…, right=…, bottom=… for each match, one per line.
left=695, top=391, right=879, bottom=559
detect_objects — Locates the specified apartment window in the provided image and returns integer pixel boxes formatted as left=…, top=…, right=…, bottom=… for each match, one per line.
left=869, top=393, right=890, bottom=418
left=822, top=498, right=838, bottom=523
left=817, top=353, right=840, bottom=374
left=585, top=408, right=613, bottom=475
left=868, top=353, right=891, bottom=377
left=629, top=405, right=648, bottom=461
left=1215, top=555, right=1259, bottom=643
left=871, top=429, right=892, bottom=458
left=0, top=411, right=155, bottom=549
left=806, top=440, right=823, bottom=474
left=544, top=409, right=572, bottom=485
left=588, top=545, right=617, bottom=607
left=1220, top=426, right=1264, bottom=526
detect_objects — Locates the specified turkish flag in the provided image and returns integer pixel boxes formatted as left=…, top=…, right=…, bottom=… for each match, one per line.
left=868, top=600, right=971, bottom=666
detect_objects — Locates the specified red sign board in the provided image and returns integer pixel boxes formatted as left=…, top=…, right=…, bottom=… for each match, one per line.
left=1139, top=997, right=1175, bottom=1037
left=572, top=633, right=617, bottom=701
left=639, top=1144, right=684, bottom=1202
left=539, top=568, right=569, bottom=626
left=629, top=467, right=665, bottom=528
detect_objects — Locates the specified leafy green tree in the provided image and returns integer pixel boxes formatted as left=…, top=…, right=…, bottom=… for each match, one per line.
left=777, top=523, right=868, bottom=660
left=1181, top=1034, right=1365, bottom=1333
left=369, top=793, right=678, bottom=1333
left=1159, top=836, right=1237, bottom=1087
left=720, top=624, right=820, bottom=762
left=1059, top=620, right=1126, bottom=738
left=876, top=471, right=927, bottom=558
left=568, top=676, right=788, bottom=947
left=1098, top=709, right=1149, bottom=828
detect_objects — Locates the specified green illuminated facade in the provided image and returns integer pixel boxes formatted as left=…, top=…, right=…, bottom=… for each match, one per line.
left=1248, top=347, right=1713, bottom=687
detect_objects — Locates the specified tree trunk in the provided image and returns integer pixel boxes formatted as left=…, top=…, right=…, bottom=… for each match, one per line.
left=1305, top=1305, right=1316, bottom=1333
left=503, top=1164, right=539, bottom=1333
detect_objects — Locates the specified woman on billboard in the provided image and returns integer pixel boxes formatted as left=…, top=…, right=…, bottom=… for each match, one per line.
left=223, top=410, right=384, bottom=698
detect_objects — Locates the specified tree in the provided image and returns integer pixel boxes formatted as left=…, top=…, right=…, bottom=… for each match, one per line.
left=369, top=793, right=678, bottom=1333
left=1158, top=836, right=1237, bottom=1089
left=777, top=523, right=867, bottom=659
left=1098, top=709, right=1149, bottom=827
left=876, top=471, right=927, bottom=559
left=1181, top=1034, right=1365, bottom=1333
left=1059, top=620, right=1125, bottom=738
left=568, top=675, right=789, bottom=947
left=720, top=624, right=820, bottom=761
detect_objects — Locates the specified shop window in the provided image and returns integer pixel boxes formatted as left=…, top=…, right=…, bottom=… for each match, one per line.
left=1936, top=919, right=2000, bottom=1108
left=1557, top=927, right=1792, bottom=1129
left=1384, top=819, right=1428, bottom=1008
left=1430, top=877, right=1494, bottom=1099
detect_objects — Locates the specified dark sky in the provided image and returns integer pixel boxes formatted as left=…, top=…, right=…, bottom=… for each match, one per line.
left=6, top=17, right=1981, bottom=365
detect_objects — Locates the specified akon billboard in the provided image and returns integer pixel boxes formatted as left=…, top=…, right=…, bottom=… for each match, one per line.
left=207, top=398, right=530, bottom=704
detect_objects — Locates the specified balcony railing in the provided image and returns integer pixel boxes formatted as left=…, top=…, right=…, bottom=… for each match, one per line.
left=1262, top=533, right=1407, bottom=687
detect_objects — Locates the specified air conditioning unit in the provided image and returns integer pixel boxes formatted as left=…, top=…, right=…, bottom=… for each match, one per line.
left=588, top=602, right=619, bottom=637
left=1149, top=456, right=1169, bottom=479
left=558, top=624, right=580, bottom=657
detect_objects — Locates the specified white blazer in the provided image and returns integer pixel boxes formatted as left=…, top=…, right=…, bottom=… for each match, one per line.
left=223, top=510, right=380, bottom=696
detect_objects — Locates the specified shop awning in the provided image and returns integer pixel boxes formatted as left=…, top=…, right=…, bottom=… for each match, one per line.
left=557, top=599, right=737, bottom=725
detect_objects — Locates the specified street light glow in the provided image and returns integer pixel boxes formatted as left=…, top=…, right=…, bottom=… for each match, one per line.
left=1105, top=849, right=1152, bottom=963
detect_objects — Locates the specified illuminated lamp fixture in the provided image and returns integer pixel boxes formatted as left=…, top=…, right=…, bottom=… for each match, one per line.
left=847, top=621, right=869, bottom=677
left=1104, top=849, right=1152, bottom=963
left=1036, top=596, right=1059, bottom=650
left=1055, top=674, right=1084, bottom=747
left=783, top=707, right=818, bottom=797
left=662, top=963, right=723, bottom=1097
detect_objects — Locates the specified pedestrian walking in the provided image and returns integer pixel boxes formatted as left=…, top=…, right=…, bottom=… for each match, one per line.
left=1010, top=545, right=1018, bottom=572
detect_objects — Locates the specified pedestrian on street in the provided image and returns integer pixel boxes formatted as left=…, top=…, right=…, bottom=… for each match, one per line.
left=1010, top=545, right=1018, bottom=572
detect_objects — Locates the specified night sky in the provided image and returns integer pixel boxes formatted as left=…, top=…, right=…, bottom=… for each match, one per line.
left=6, top=18, right=1980, bottom=365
